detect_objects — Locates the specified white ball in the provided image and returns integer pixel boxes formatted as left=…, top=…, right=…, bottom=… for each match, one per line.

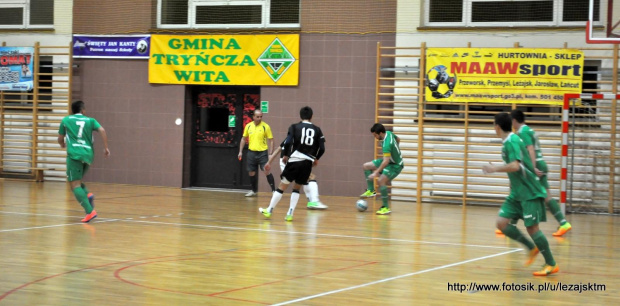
left=175, top=118, right=182, bottom=125
left=356, top=199, right=368, bottom=212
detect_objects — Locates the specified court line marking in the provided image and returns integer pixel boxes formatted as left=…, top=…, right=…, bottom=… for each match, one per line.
left=0, top=219, right=119, bottom=232
left=124, top=219, right=520, bottom=250
left=272, top=249, right=521, bottom=306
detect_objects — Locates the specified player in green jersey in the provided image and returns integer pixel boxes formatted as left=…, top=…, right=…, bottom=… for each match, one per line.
left=511, top=109, right=572, bottom=236
left=483, top=113, right=558, bottom=276
left=361, top=123, right=404, bottom=215
left=58, top=101, right=110, bottom=223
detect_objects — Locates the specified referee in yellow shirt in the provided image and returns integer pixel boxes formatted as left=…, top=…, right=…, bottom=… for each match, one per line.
left=238, top=109, right=276, bottom=196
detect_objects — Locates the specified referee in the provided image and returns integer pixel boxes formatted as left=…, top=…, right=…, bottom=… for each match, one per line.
left=238, top=109, right=276, bottom=196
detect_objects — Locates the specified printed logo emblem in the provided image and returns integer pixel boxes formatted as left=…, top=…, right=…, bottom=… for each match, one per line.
left=257, top=38, right=296, bottom=82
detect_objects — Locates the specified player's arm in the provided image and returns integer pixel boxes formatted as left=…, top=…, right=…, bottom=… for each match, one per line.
left=57, top=121, right=66, bottom=148
left=97, top=126, right=111, bottom=157
left=268, top=137, right=274, bottom=155
left=282, top=125, right=295, bottom=163
left=526, top=145, right=543, bottom=176
left=264, top=146, right=282, bottom=172
left=483, top=160, right=521, bottom=174
left=238, top=125, right=248, bottom=160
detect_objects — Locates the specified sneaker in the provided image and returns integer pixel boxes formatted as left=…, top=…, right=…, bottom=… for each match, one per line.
left=376, top=206, right=391, bottom=215
left=81, top=210, right=97, bottom=223
left=533, top=264, right=559, bottom=276
left=259, top=207, right=271, bottom=218
left=360, top=190, right=376, bottom=198
left=552, top=222, right=572, bottom=237
left=307, top=201, right=328, bottom=210
left=495, top=229, right=504, bottom=235
left=285, top=214, right=293, bottom=222
left=524, top=247, right=539, bottom=267
left=87, top=193, right=95, bottom=209
left=245, top=191, right=257, bottom=197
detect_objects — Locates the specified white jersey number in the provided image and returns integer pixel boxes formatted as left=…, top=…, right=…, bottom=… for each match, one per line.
left=300, top=127, right=315, bottom=146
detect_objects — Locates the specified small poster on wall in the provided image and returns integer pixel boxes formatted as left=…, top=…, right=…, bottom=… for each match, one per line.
left=73, top=35, right=151, bottom=59
left=0, top=47, right=34, bottom=91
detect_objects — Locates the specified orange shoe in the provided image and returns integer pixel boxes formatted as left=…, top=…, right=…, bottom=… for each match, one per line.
left=524, top=247, right=539, bottom=267
left=552, top=222, right=572, bottom=237
left=81, top=210, right=97, bottom=223
left=495, top=229, right=505, bottom=235
left=533, top=264, right=559, bottom=276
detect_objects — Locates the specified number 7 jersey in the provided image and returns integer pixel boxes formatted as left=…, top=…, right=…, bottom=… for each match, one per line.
left=283, top=121, right=325, bottom=162
left=58, top=114, right=101, bottom=164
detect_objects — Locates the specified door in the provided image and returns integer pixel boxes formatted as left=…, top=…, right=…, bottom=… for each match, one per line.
left=191, top=86, right=260, bottom=189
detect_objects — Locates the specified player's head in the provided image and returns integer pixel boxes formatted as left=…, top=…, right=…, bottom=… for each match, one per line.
left=370, top=123, right=386, bottom=140
left=494, top=112, right=512, bottom=134
left=510, top=109, right=526, bottom=129
left=300, top=106, right=313, bottom=120
left=71, top=100, right=85, bottom=114
left=253, top=109, right=263, bottom=123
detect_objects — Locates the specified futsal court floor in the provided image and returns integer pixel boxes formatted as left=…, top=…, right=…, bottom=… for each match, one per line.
left=0, top=180, right=618, bottom=305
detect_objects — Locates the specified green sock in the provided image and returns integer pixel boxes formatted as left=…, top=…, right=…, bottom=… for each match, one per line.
left=502, top=224, right=536, bottom=250
left=81, top=183, right=90, bottom=195
left=379, top=185, right=389, bottom=208
left=531, top=230, right=556, bottom=266
left=546, top=198, right=566, bottom=225
left=73, top=187, right=93, bottom=214
left=364, top=170, right=374, bottom=192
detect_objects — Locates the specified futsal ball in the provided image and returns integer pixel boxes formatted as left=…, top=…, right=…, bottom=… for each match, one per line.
left=356, top=199, right=368, bottom=212
left=426, top=65, right=457, bottom=99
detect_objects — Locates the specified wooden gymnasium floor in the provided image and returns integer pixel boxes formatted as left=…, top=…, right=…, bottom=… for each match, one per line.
left=0, top=180, right=618, bottom=305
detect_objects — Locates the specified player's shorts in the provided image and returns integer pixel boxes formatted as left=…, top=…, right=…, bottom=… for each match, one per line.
left=281, top=160, right=313, bottom=185
left=371, top=159, right=403, bottom=181
left=498, top=194, right=547, bottom=227
left=247, top=150, right=268, bottom=172
left=66, top=157, right=90, bottom=182
left=536, top=160, right=549, bottom=189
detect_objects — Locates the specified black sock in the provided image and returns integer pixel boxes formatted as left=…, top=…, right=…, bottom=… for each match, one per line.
left=250, top=175, right=258, bottom=192
left=266, top=173, right=276, bottom=192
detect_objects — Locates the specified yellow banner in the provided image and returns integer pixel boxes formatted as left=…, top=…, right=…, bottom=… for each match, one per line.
left=149, top=34, right=299, bottom=86
left=425, top=48, right=584, bottom=105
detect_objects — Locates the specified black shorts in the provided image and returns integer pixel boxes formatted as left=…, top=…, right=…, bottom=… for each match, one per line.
left=281, top=160, right=313, bottom=185
left=247, top=150, right=268, bottom=172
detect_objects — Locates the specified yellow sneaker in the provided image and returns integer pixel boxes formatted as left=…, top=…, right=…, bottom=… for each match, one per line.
left=259, top=207, right=271, bottom=219
left=524, top=247, right=539, bottom=267
left=552, top=222, right=572, bottom=237
left=533, top=264, right=559, bottom=276
left=360, top=190, right=377, bottom=198
left=376, top=207, right=391, bottom=215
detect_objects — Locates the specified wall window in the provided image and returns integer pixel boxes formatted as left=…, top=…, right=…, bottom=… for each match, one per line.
left=158, top=0, right=300, bottom=29
left=425, top=0, right=599, bottom=27
left=0, top=0, right=54, bottom=29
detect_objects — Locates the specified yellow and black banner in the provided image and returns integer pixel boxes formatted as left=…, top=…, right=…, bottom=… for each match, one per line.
left=149, top=34, right=299, bottom=86
left=425, top=48, right=584, bottom=105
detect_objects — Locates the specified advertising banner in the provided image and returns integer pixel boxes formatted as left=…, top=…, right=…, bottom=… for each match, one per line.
left=149, top=34, right=299, bottom=86
left=73, top=35, right=151, bottom=59
left=0, top=47, right=34, bottom=91
left=425, top=48, right=584, bottom=105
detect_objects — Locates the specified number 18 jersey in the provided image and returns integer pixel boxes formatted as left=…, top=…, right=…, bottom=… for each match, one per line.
left=59, top=114, right=101, bottom=164
left=284, top=121, right=325, bottom=162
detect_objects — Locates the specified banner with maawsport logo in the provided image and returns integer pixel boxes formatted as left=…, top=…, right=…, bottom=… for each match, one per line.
left=73, top=35, right=151, bottom=59
left=148, top=34, right=299, bottom=86
left=0, top=47, right=34, bottom=91
left=426, top=48, right=584, bottom=105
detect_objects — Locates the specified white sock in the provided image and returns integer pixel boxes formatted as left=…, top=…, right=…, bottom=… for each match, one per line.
left=267, top=191, right=283, bottom=212
left=307, top=181, right=319, bottom=202
left=303, top=184, right=311, bottom=201
left=288, top=191, right=300, bottom=215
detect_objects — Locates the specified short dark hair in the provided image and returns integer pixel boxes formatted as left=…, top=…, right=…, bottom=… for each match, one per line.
left=370, top=123, right=385, bottom=134
left=510, top=109, right=525, bottom=124
left=300, top=106, right=313, bottom=120
left=494, top=112, right=512, bottom=132
left=71, top=100, right=85, bottom=114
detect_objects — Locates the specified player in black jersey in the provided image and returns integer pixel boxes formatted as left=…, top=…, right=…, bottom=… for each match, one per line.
left=259, top=106, right=325, bottom=221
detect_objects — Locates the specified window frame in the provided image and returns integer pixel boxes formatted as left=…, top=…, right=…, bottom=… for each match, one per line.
left=424, top=0, right=602, bottom=27
left=0, top=0, right=53, bottom=29
left=157, top=0, right=300, bottom=29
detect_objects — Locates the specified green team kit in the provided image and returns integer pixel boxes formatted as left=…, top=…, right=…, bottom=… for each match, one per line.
left=518, top=124, right=549, bottom=188
left=499, top=133, right=547, bottom=227
left=371, top=131, right=404, bottom=180
left=59, top=114, right=101, bottom=181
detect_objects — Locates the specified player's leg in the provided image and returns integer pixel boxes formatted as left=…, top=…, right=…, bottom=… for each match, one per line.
left=375, top=164, right=402, bottom=215
left=67, top=158, right=96, bottom=222
left=246, top=151, right=258, bottom=197
left=80, top=163, right=95, bottom=208
left=259, top=150, right=276, bottom=192
left=361, top=159, right=381, bottom=197
left=284, top=161, right=312, bottom=221
left=285, top=183, right=303, bottom=221
left=306, top=173, right=327, bottom=210
left=523, top=198, right=559, bottom=276
left=260, top=163, right=295, bottom=218
left=497, top=196, right=538, bottom=265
